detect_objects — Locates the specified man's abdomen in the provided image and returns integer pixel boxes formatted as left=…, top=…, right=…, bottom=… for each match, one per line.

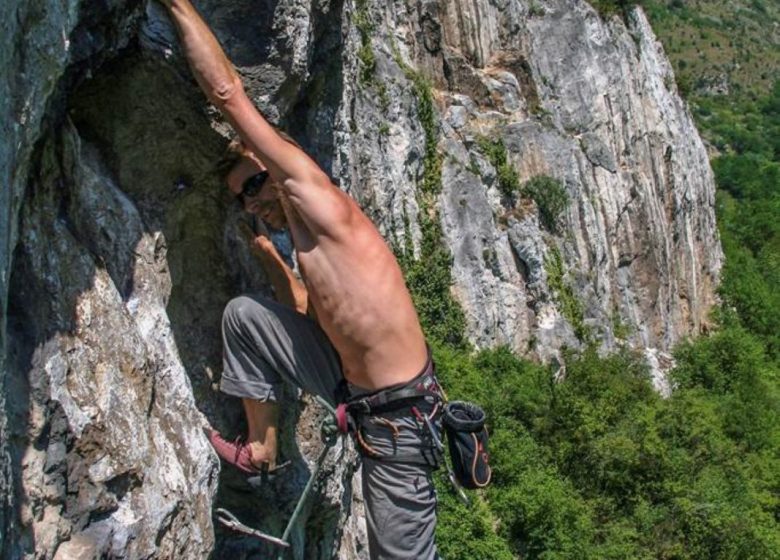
left=300, top=241, right=427, bottom=390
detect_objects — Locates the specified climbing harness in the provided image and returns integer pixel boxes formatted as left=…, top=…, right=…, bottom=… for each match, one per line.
left=335, top=351, right=477, bottom=505
left=335, top=350, right=443, bottom=466
left=215, top=395, right=343, bottom=558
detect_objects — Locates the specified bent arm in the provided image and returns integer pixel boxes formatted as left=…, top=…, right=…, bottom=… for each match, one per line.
left=162, top=0, right=351, bottom=234
left=240, top=222, right=309, bottom=315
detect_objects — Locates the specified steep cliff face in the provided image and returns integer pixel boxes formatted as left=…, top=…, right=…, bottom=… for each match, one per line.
left=1, top=0, right=721, bottom=558
left=337, top=0, right=721, bottom=361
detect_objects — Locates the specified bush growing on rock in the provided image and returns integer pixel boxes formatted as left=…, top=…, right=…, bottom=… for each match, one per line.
left=523, top=175, right=569, bottom=233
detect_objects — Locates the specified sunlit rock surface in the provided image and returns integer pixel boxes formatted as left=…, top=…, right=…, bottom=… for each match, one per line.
left=1, top=0, right=721, bottom=557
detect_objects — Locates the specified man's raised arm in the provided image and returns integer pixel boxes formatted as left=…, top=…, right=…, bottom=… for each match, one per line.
left=160, top=0, right=350, bottom=229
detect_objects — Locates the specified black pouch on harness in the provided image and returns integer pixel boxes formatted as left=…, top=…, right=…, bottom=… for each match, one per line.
left=442, top=401, right=492, bottom=489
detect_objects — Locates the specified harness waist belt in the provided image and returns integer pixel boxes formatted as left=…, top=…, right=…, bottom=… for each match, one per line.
left=345, top=350, right=440, bottom=417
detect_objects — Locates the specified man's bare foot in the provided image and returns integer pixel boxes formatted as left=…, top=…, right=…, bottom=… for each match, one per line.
left=247, top=441, right=278, bottom=470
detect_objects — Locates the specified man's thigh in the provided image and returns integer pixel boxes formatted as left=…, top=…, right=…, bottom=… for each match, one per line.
left=221, top=294, right=343, bottom=404
left=362, top=458, right=439, bottom=560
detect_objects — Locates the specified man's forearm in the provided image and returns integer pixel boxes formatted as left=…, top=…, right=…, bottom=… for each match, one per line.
left=251, top=244, right=309, bottom=315
left=164, top=0, right=240, bottom=105
left=161, top=0, right=344, bottom=235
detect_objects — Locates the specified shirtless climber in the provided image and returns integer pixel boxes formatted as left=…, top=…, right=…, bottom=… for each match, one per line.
left=159, top=1, right=443, bottom=558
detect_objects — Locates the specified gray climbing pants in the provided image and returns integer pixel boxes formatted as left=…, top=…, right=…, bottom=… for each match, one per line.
left=221, top=294, right=441, bottom=560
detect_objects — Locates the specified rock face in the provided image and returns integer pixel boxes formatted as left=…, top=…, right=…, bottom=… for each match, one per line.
left=1, top=0, right=721, bottom=558
left=334, top=0, right=721, bottom=361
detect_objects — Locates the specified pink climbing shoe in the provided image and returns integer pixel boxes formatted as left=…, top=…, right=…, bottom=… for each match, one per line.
left=206, top=429, right=260, bottom=474
left=206, top=429, right=291, bottom=476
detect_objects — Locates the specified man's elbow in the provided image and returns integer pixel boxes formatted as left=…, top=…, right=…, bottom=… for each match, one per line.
left=209, top=75, right=243, bottom=109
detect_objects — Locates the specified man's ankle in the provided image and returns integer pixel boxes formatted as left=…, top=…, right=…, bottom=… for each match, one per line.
left=247, top=441, right=276, bottom=467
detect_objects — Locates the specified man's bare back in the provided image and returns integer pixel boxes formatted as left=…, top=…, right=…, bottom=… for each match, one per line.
left=282, top=186, right=428, bottom=390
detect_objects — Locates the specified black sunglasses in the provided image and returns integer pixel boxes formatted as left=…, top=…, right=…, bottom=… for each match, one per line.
left=238, top=170, right=270, bottom=203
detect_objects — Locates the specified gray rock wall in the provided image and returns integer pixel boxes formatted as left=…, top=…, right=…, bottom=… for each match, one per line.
left=335, top=0, right=721, bottom=360
left=1, top=0, right=721, bottom=557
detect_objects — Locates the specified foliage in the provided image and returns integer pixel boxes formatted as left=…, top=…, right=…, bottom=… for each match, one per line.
left=395, top=60, right=465, bottom=346
left=476, top=137, right=521, bottom=199
left=398, top=206, right=467, bottom=347
left=435, top=471, right=515, bottom=560
left=545, top=247, right=590, bottom=342
left=705, top=83, right=780, bottom=358
left=432, top=339, right=780, bottom=559
left=410, top=72, right=443, bottom=196
left=523, top=175, right=569, bottom=232
left=354, top=0, right=375, bottom=85
left=586, top=0, right=637, bottom=21
left=640, top=0, right=779, bottom=99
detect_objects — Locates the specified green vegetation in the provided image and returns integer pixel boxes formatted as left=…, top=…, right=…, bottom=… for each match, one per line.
left=528, top=2, right=546, bottom=17
left=395, top=60, right=465, bottom=346
left=475, top=139, right=568, bottom=230
left=545, top=246, right=591, bottom=343
left=392, top=12, right=779, bottom=554
left=476, top=137, right=521, bottom=199
left=707, top=84, right=780, bottom=359
left=354, top=0, right=376, bottom=85
left=640, top=0, right=778, bottom=99
left=434, top=338, right=780, bottom=559
left=611, top=311, right=632, bottom=340
left=397, top=203, right=467, bottom=346
left=523, top=175, right=569, bottom=232
left=410, top=73, right=443, bottom=196
left=586, top=0, right=636, bottom=20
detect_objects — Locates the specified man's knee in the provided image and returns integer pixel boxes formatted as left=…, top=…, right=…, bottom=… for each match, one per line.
left=222, top=294, right=269, bottom=333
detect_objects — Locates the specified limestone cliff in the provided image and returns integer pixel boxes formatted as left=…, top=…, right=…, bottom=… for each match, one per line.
left=1, top=0, right=721, bottom=557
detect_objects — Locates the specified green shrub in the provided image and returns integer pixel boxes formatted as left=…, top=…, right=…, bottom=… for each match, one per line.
left=476, top=137, right=521, bottom=199
left=586, top=0, right=636, bottom=20
left=430, top=331, right=780, bottom=559
left=394, top=61, right=465, bottom=346
left=523, top=175, right=569, bottom=232
left=354, top=0, right=375, bottom=85
left=545, top=247, right=590, bottom=342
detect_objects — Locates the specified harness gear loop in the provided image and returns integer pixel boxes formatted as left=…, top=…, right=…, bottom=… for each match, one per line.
left=355, top=426, right=381, bottom=456
left=370, top=416, right=401, bottom=440
left=339, top=350, right=444, bottom=467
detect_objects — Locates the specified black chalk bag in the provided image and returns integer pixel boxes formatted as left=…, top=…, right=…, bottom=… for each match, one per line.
left=442, top=401, right=492, bottom=489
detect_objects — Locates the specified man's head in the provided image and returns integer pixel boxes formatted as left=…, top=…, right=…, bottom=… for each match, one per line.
left=223, top=139, right=286, bottom=230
